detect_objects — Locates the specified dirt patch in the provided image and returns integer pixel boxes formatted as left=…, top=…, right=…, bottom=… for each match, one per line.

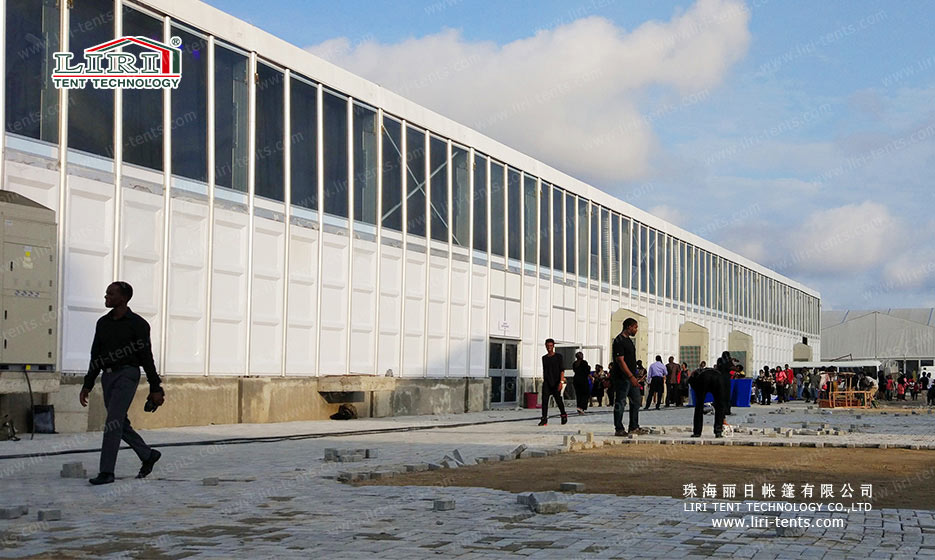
left=358, top=444, right=935, bottom=509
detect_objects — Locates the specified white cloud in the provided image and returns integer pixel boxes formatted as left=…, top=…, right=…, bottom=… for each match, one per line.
left=649, top=204, right=686, bottom=227
left=305, top=0, right=751, bottom=184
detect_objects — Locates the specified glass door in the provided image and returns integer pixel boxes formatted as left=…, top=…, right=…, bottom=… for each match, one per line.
left=489, top=340, right=519, bottom=404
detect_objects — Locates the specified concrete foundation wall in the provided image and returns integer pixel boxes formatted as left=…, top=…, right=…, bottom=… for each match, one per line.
left=2, top=374, right=492, bottom=433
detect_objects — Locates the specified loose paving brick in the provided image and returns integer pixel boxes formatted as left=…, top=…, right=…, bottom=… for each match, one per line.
left=37, top=509, right=61, bottom=522
left=433, top=499, right=455, bottom=511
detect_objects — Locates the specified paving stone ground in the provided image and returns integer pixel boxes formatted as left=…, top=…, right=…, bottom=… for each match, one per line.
left=1, top=400, right=934, bottom=559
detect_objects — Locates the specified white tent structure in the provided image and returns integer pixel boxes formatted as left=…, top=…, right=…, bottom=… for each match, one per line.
left=821, top=309, right=935, bottom=375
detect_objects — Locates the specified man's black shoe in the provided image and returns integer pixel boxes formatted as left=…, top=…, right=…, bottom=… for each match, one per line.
left=714, top=432, right=724, bottom=438
left=690, top=433, right=701, bottom=438
left=614, top=429, right=628, bottom=437
left=89, top=472, right=115, bottom=485
left=560, top=414, right=568, bottom=425
left=137, top=449, right=161, bottom=479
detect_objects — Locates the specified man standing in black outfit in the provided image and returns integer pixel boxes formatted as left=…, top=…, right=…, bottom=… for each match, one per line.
left=80, top=282, right=165, bottom=485
left=716, top=351, right=733, bottom=416
left=538, top=338, right=567, bottom=426
left=611, top=318, right=647, bottom=437
left=689, top=366, right=727, bottom=438
left=572, top=351, right=591, bottom=414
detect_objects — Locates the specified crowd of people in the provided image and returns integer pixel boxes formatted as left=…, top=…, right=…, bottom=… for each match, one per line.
left=540, top=319, right=935, bottom=435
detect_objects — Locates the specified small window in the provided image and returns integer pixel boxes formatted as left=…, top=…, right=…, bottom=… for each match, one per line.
left=215, top=44, right=249, bottom=191
left=254, top=62, right=284, bottom=201
left=523, top=175, right=537, bottom=265
left=290, top=75, right=318, bottom=210
left=451, top=145, right=470, bottom=246
left=68, top=0, right=114, bottom=158
left=507, top=168, right=521, bottom=260
left=540, top=182, right=551, bottom=268
left=352, top=103, right=378, bottom=224
left=489, top=161, right=504, bottom=256
left=5, top=0, right=60, bottom=143
left=429, top=136, right=448, bottom=242
left=172, top=25, right=209, bottom=183
left=122, top=6, right=163, bottom=170
left=406, top=126, right=426, bottom=236
left=472, top=153, right=487, bottom=251
left=381, top=116, right=402, bottom=231
left=322, top=91, right=349, bottom=218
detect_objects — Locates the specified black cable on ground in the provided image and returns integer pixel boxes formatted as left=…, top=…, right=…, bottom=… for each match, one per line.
left=0, top=409, right=613, bottom=462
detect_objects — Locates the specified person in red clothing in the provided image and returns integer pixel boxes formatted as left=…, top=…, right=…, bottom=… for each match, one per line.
left=885, top=376, right=894, bottom=400
left=774, top=367, right=787, bottom=403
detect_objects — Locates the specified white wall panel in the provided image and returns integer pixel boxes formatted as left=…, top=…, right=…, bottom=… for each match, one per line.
left=469, top=267, right=487, bottom=377
left=377, top=246, right=402, bottom=377
left=403, top=252, right=425, bottom=377
left=249, top=217, right=284, bottom=374
left=210, top=209, right=248, bottom=374
left=537, top=280, right=550, bottom=344
left=349, top=241, right=377, bottom=374
left=588, top=293, right=599, bottom=346
left=521, top=278, right=536, bottom=376
left=576, top=289, right=588, bottom=348
left=286, top=225, right=318, bottom=375
left=4, top=159, right=60, bottom=212
left=166, top=198, right=207, bottom=374
left=62, top=176, right=115, bottom=371
left=319, top=232, right=348, bottom=374
left=426, top=257, right=448, bottom=377
left=448, top=261, right=469, bottom=376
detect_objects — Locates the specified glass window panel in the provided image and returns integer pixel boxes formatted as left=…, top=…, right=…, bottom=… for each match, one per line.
left=640, top=226, right=648, bottom=293
left=352, top=103, right=377, bottom=224
left=611, top=214, right=620, bottom=286
left=215, top=44, right=248, bottom=191
left=507, top=168, right=521, bottom=260
left=621, top=218, right=630, bottom=289
left=565, top=193, right=575, bottom=275
left=489, top=342, right=502, bottom=369
left=290, top=76, right=318, bottom=210
left=687, top=245, right=694, bottom=305
left=429, top=136, right=448, bottom=242
left=504, top=344, right=517, bottom=370
left=5, top=0, right=59, bottom=142
left=553, top=188, right=564, bottom=272
left=322, top=91, right=348, bottom=218
left=451, top=145, right=469, bottom=246
left=632, top=223, right=640, bottom=291
left=600, top=208, right=610, bottom=283
left=578, top=198, right=588, bottom=277
left=254, top=62, right=284, bottom=200
left=121, top=6, right=162, bottom=170
left=67, top=0, right=114, bottom=157
left=489, top=161, right=504, bottom=256
left=380, top=117, right=401, bottom=230
left=472, top=153, right=487, bottom=251
left=172, top=26, right=208, bottom=182
left=648, top=230, right=657, bottom=296
left=523, top=175, right=537, bottom=265
left=406, top=126, right=426, bottom=237
left=590, top=204, right=599, bottom=281
left=539, top=182, right=550, bottom=268
left=665, top=236, right=672, bottom=299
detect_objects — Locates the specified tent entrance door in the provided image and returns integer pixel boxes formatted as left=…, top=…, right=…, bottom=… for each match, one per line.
left=489, top=339, right=519, bottom=405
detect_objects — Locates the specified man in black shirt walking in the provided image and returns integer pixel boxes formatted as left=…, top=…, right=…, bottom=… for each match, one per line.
left=79, top=282, right=165, bottom=485
left=611, top=318, right=647, bottom=437
left=539, top=338, right=567, bottom=426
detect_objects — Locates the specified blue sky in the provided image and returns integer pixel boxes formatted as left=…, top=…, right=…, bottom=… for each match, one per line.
left=204, top=0, right=935, bottom=310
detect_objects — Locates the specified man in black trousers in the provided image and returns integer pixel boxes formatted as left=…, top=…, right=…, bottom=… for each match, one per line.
left=611, top=318, right=647, bottom=437
left=79, top=282, right=165, bottom=485
left=538, top=338, right=567, bottom=426
left=689, top=367, right=727, bottom=438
